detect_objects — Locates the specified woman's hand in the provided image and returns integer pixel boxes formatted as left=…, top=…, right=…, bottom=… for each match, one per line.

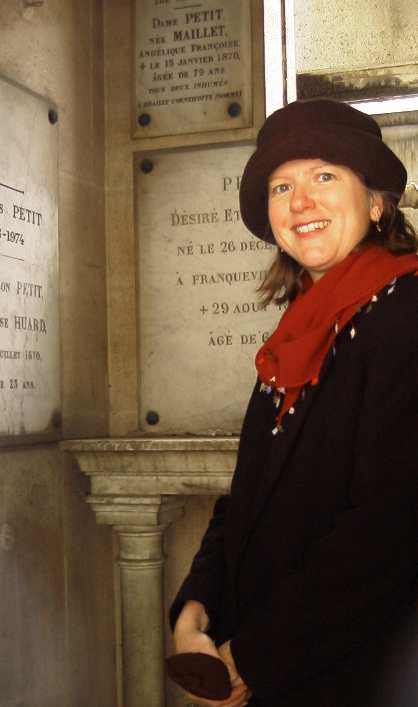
left=187, top=641, right=251, bottom=707
left=174, top=600, right=218, bottom=658
left=173, top=603, right=251, bottom=706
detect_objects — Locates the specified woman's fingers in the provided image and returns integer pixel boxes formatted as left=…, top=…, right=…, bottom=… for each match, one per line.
left=220, top=684, right=251, bottom=706
left=186, top=683, right=251, bottom=707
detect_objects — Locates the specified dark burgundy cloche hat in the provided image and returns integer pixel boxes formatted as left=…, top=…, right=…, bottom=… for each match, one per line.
left=239, top=99, right=407, bottom=243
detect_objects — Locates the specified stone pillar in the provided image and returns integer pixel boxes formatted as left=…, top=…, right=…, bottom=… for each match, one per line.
left=87, top=494, right=184, bottom=707
left=62, top=438, right=236, bottom=707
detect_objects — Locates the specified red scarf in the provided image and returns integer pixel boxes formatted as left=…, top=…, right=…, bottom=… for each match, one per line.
left=255, top=246, right=418, bottom=428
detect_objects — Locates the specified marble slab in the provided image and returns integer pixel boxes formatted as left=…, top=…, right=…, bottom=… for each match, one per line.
left=135, top=0, right=253, bottom=137
left=137, top=143, right=281, bottom=435
left=294, top=0, right=418, bottom=74
left=0, top=76, right=59, bottom=443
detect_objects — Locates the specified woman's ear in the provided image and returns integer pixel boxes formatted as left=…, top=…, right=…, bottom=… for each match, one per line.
left=369, top=191, right=384, bottom=223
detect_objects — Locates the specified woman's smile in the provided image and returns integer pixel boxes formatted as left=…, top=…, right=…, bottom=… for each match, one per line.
left=293, top=220, right=331, bottom=236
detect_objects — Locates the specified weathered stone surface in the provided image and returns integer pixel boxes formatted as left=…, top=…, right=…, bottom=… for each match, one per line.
left=294, top=0, right=418, bottom=73
left=0, top=3, right=113, bottom=707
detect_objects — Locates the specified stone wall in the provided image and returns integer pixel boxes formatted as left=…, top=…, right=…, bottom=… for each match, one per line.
left=0, top=2, right=116, bottom=706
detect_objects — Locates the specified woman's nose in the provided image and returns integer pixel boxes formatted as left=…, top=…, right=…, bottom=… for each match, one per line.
left=289, top=184, right=315, bottom=212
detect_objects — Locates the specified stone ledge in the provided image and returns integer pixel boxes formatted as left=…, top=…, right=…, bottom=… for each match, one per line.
left=61, top=436, right=240, bottom=452
left=61, top=437, right=239, bottom=495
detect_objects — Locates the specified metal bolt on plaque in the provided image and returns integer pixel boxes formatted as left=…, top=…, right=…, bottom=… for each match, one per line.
left=146, top=410, right=160, bottom=425
left=138, top=112, right=151, bottom=127
left=140, top=159, right=154, bottom=174
left=228, top=102, right=241, bottom=118
left=48, top=108, right=58, bottom=124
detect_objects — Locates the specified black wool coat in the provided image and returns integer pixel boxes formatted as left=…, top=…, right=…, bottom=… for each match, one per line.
left=170, top=273, right=418, bottom=706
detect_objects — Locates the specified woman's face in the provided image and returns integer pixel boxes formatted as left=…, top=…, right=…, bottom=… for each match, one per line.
left=268, top=158, right=382, bottom=281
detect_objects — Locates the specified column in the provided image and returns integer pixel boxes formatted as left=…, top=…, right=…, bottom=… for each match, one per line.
left=88, top=494, right=184, bottom=707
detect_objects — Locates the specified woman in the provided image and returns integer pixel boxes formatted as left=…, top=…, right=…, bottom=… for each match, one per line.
left=169, top=99, right=418, bottom=707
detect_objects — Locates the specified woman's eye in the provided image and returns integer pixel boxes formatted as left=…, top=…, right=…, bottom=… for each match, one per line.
left=317, top=172, right=335, bottom=183
left=272, top=183, right=291, bottom=195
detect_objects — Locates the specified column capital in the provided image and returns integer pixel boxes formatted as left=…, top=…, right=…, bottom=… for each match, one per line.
left=87, top=493, right=184, bottom=528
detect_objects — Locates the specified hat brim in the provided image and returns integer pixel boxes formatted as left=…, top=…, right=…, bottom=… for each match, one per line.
left=240, top=126, right=407, bottom=242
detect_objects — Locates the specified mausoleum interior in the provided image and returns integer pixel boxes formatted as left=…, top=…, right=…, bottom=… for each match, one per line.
left=0, top=1, right=417, bottom=706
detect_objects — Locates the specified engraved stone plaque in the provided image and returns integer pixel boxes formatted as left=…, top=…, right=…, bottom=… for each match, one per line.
left=137, top=144, right=281, bottom=435
left=0, top=76, right=59, bottom=443
left=135, top=0, right=252, bottom=138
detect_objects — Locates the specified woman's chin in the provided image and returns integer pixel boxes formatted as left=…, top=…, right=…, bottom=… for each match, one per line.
left=297, top=250, right=339, bottom=280
left=299, top=250, right=334, bottom=272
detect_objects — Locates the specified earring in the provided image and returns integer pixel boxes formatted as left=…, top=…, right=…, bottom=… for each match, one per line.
left=372, top=207, right=382, bottom=232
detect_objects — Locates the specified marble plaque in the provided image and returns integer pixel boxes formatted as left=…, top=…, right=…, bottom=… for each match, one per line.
left=137, top=144, right=281, bottom=435
left=135, top=0, right=252, bottom=138
left=0, top=76, right=59, bottom=443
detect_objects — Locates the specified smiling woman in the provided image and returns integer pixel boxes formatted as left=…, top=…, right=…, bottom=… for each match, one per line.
left=267, top=159, right=380, bottom=281
left=169, top=100, right=418, bottom=707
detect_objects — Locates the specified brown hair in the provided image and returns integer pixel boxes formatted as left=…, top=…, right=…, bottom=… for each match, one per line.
left=258, top=193, right=418, bottom=307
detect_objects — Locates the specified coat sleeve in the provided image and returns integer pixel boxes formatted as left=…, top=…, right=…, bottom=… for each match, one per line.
left=169, top=493, right=229, bottom=632
left=231, top=322, right=418, bottom=698
left=169, top=380, right=274, bottom=632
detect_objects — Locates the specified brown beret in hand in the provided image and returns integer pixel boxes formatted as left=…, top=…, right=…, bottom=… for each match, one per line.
left=165, top=652, right=232, bottom=700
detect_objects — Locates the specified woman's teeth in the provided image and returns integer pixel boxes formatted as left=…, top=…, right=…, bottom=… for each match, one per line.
left=295, top=220, right=330, bottom=233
